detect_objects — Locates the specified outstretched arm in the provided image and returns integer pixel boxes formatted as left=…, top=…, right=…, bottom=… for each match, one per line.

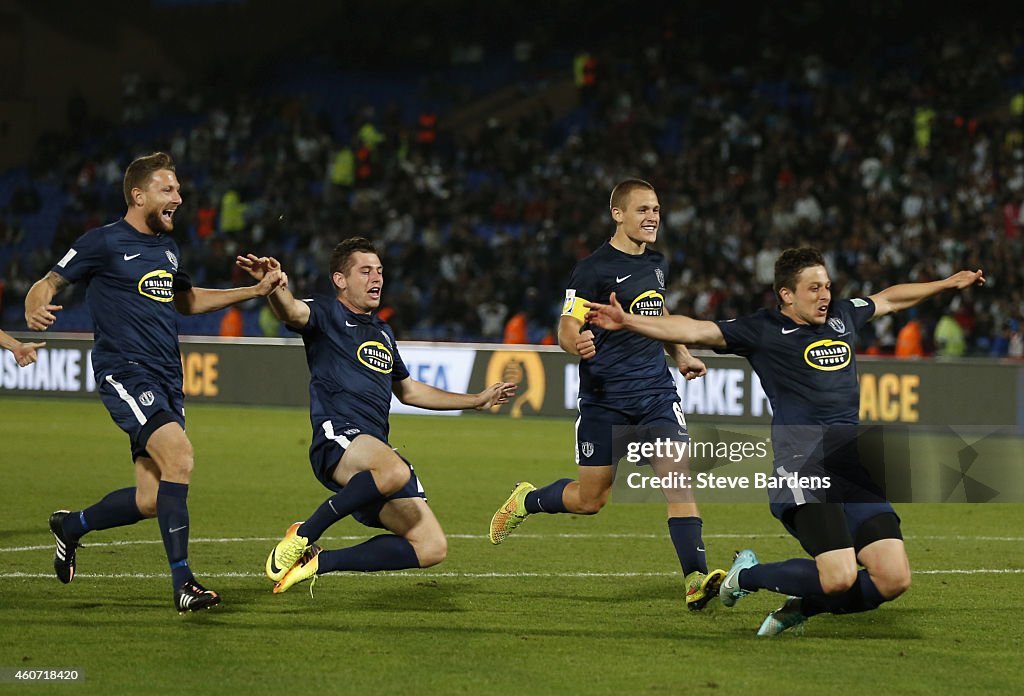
left=662, top=306, right=706, bottom=380
left=392, top=378, right=517, bottom=410
left=174, top=266, right=285, bottom=316
left=0, top=330, right=45, bottom=367
left=236, top=254, right=310, bottom=328
left=869, top=269, right=985, bottom=318
left=24, top=271, right=68, bottom=331
left=586, top=292, right=728, bottom=348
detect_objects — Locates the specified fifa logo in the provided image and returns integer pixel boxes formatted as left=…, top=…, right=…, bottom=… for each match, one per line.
left=485, top=351, right=545, bottom=417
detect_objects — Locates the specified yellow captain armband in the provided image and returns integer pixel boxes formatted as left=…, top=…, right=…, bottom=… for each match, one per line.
left=561, top=289, right=591, bottom=322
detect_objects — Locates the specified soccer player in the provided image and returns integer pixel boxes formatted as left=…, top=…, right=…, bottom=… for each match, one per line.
left=25, top=152, right=285, bottom=613
left=236, top=239, right=516, bottom=594
left=487, top=178, right=727, bottom=610
left=0, top=329, right=44, bottom=367
left=585, top=247, right=985, bottom=634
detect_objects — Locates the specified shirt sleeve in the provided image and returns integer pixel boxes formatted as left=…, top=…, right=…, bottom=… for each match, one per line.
left=173, top=268, right=193, bottom=293
left=715, top=315, right=763, bottom=356
left=561, top=261, right=600, bottom=322
left=169, top=240, right=192, bottom=292
left=294, top=297, right=323, bottom=335
left=390, top=335, right=410, bottom=382
left=838, top=297, right=876, bottom=330
left=51, top=228, right=107, bottom=284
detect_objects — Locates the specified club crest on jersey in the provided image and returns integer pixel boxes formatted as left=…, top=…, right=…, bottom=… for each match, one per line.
left=138, top=270, right=175, bottom=302
left=629, top=290, right=665, bottom=317
left=165, top=250, right=179, bottom=271
left=655, top=268, right=665, bottom=288
left=579, top=441, right=594, bottom=458
left=827, top=317, right=846, bottom=334
left=804, top=339, right=852, bottom=371
left=357, top=340, right=394, bottom=374
left=138, top=391, right=155, bottom=406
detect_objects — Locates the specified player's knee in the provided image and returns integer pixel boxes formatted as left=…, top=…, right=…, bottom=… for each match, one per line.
left=158, top=442, right=194, bottom=481
left=412, top=534, right=448, bottom=568
left=371, top=460, right=412, bottom=496
left=167, top=455, right=194, bottom=481
left=876, top=568, right=912, bottom=599
left=819, top=568, right=858, bottom=595
left=135, top=492, right=158, bottom=518
left=575, top=496, right=607, bottom=515
left=574, top=486, right=610, bottom=515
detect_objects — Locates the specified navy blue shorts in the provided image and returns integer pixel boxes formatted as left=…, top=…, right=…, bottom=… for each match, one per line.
left=97, top=366, right=185, bottom=460
left=771, top=462, right=897, bottom=553
left=775, top=502, right=901, bottom=556
left=575, top=392, right=687, bottom=466
left=309, top=418, right=427, bottom=529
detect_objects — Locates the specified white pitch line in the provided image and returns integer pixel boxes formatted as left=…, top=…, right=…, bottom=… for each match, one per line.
left=1, top=569, right=1022, bottom=580
left=3, top=532, right=1024, bottom=555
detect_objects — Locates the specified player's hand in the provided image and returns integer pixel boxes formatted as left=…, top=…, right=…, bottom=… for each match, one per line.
left=476, top=381, right=518, bottom=410
left=237, top=254, right=282, bottom=281
left=584, top=292, right=627, bottom=331
left=12, top=341, right=45, bottom=367
left=678, top=355, right=707, bottom=380
left=947, top=269, right=985, bottom=289
left=254, top=269, right=287, bottom=296
left=576, top=329, right=596, bottom=359
left=26, top=304, right=62, bottom=331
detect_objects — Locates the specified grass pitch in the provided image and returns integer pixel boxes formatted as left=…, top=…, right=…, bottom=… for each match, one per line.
left=0, top=398, right=1022, bottom=694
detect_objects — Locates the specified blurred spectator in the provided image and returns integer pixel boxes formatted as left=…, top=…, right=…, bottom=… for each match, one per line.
left=258, top=304, right=280, bottom=338
left=934, top=313, right=966, bottom=357
left=219, top=189, right=246, bottom=234
left=477, top=299, right=508, bottom=340
left=1006, top=319, right=1024, bottom=358
left=219, top=307, right=244, bottom=337
left=503, top=311, right=528, bottom=344
left=895, top=312, right=924, bottom=358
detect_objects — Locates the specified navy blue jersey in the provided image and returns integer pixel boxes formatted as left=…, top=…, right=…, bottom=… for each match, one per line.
left=295, top=295, right=410, bottom=440
left=562, top=241, right=676, bottom=400
left=52, top=219, right=191, bottom=382
left=716, top=298, right=876, bottom=429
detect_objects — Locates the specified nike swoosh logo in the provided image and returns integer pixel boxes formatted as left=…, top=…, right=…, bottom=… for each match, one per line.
left=345, top=321, right=357, bottom=327
left=169, top=525, right=188, bottom=533
left=781, top=327, right=800, bottom=334
left=268, top=555, right=283, bottom=574
left=616, top=275, right=632, bottom=283
left=123, top=253, right=141, bottom=261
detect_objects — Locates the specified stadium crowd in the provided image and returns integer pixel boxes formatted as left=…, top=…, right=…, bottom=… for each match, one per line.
left=1, top=5, right=1023, bottom=356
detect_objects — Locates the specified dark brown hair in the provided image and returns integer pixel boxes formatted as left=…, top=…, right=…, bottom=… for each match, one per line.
left=329, top=237, right=379, bottom=277
left=123, top=152, right=175, bottom=206
left=774, top=247, right=827, bottom=300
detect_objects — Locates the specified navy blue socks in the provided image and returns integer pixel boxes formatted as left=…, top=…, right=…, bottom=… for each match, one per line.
left=668, top=516, right=708, bottom=575
left=524, top=479, right=572, bottom=514
left=298, top=470, right=385, bottom=542
left=62, top=487, right=144, bottom=540
left=800, top=570, right=888, bottom=616
left=317, top=535, right=421, bottom=573
left=739, top=558, right=823, bottom=596
left=156, top=481, right=192, bottom=587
